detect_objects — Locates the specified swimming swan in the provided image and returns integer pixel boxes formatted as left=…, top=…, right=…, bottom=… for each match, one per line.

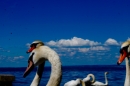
left=117, top=40, right=130, bottom=86
left=64, top=78, right=85, bottom=86
left=91, top=72, right=109, bottom=86
left=83, top=74, right=95, bottom=85
left=23, top=40, right=62, bottom=86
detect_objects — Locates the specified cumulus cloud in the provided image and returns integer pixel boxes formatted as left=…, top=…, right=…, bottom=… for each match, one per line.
left=55, top=48, right=77, bottom=53
left=78, top=48, right=89, bottom=53
left=104, top=38, right=119, bottom=46
left=90, top=46, right=109, bottom=51
left=46, top=37, right=101, bottom=47
left=78, top=46, right=109, bottom=53
left=23, top=37, right=118, bottom=58
left=53, top=45, right=109, bottom=58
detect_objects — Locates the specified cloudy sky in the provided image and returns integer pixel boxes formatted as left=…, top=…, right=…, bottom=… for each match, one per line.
left=0, top=0, right=130, bottom=67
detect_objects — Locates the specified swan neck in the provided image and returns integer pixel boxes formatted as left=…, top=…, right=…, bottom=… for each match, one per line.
left=124, top=57, right=130, bottom=86
left=46, top=56, right=62, bottom=86
left=31, top=62, right=45, bottom=86
left=104, top=73, right=108, bottom=85
left=89, top=74, right=95, bottom=83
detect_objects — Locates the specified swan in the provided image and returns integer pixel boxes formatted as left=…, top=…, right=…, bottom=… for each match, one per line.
left=64, top=78, right=85, bottom=86
left=83, top=74, right=95, bottom=85
left=117, top=40, right=130, bottom=86
left=91, top=72, right=109, bottom=86
left=23, top=40, right=62, bottom=86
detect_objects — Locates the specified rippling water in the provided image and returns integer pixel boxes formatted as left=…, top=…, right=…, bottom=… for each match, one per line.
left=0, top=65, right=126, bottom=86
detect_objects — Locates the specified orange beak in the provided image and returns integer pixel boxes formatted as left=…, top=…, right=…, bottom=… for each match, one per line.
left=26, top=46, right=35, bottom=53
left=23, top=60, right=34, bottom=78
left=117, top=50, right=127, bottom=65
left=23, top=53, right=35, bottom=78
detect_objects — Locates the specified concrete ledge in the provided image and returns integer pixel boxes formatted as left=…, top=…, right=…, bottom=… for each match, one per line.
left=0, top=74, right=15, bottom=86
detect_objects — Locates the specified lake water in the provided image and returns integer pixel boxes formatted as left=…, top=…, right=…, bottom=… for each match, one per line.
left=0, top=65, right=126, bottom=86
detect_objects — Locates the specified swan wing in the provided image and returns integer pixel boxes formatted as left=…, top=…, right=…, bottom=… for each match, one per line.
left=64, top=80, right=80, bottom=86
left=92, top=81, right=105, bottom=85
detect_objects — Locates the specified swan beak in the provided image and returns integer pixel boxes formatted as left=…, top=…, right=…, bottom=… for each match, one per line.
left=26, top=46, right=35, bottom=53
left=23, top=60, right=34, bottom=78
left=117, top=50, right=127, bottom=65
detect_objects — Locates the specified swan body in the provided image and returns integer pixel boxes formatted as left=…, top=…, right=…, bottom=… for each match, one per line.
left=64, top=78, right=85, bottom=86
left=117, top=40, right=130, bottom=86
left=91, top=72, right=109, bottom=86
left=23, top=40, right=62, bottom=86
left=83, top=74, right=95, bottom=85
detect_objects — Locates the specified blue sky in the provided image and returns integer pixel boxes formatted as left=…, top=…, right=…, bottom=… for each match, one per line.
left=0, top=0, right=130, bottom=67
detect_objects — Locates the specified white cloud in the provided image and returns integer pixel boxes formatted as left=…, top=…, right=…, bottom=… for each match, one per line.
left=90, top=46, right=109, bottom=51
left=77, top=46, right=109, bottom=53
left=69, top=52, right=76, bottom=56
left=104, top=38, right=119, bottom=46
left=26, top=43, right=30, bottom=48
left=53, top=46, right=109, bottom=58
left=13, top=56, right=24, bottom=60
left=23, top=37, right=119, bottom=59
left=78, top=48, right=89, bottom=53
left=46, top=37, right=101, bottom=47
left=55, top=48, right=77, bottom=52
left=127, top=37, right=130, bottom=41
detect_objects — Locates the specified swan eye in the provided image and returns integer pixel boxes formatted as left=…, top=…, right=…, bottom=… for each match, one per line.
left=120, top=49, right=123, bottom=54
left=30, top=43, right=38, bottom=47
left=120, top=46, right=129, bottom=54
left=30, top=44, right=33, bottom=47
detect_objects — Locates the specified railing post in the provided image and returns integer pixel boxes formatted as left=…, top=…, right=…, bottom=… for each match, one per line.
left=0, top=74, right=15, bottom=86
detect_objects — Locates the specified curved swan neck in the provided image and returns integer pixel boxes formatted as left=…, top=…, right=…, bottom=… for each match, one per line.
left=31, top=62, right=45, bottom=86
left=87, top=74, right=95, bottom=83
left=124, top=57, right=130, bottom=86
left=104, top=73, right=108, bottom=85
left=125, top=57, right=130, bottom=73
left=46, top=55, right=62, bottom=86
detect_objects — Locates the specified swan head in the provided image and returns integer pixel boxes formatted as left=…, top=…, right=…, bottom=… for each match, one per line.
left=83, top=74, right=95, bottom=84
left=117, top=40, right=130, bottom=65
left=88, top=74, right=95, bottom=83
left=26, top=40, right=44, bottom=53
left=23, top=40, right=44, bottom=78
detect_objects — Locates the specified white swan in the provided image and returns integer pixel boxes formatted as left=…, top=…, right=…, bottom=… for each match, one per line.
left=91, top=72, right=109, bottom=86
left=117, top=40, right=130, bottom=86
left=64, top=78, right=85, bottom=86
left=83, top=74, right=95, bottom=85
left=23, top=40, right=62, bottom=86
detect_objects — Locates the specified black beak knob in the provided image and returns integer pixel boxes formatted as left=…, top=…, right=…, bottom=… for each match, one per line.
left=117, top=62, right=120, bottom=65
